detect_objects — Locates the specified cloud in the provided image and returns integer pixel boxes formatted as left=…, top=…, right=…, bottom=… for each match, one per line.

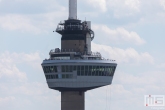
left=92, top=42, right=154, bottom=64
left=0, top=97, right=16, bottom=106
left=107, top=0, right=140, bottom=18
left=0, top=82, right=61, bottom=109
left=93, top=24, right=145, bottom=45
left=0, top=11, right=68, bottom=34
left=84, top=0, right=107, bottom=12
left=0, top=51, right=41, bottom=68
left=0, top=63, right=27, bottom=82
left=0, top=52, right=42, bottom=82
left=0, top=14, right=41, bottom=33
left=160, top=0, right=165, bottom=10
left=157, top=63, right=165, bottom=68
left=0, top=51, right=60, bottom=109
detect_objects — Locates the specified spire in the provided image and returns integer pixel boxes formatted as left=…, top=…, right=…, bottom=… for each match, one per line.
left=69, top=0, right=77, bottom=19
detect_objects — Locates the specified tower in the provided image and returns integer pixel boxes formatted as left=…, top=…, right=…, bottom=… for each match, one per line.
left=41, top=0, right=117, bottom=110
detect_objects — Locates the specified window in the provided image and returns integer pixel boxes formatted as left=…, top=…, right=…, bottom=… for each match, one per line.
left=50, top=66, right=54, bottom=73
left=99, top=66, right=102, bottom=76
left=66, top=74, right=69, bottom=78
left=59, top=65, right=116, bottom=77
left=54, top=66, right=57, bottom=72
left=58, top=74, right=62, bottom=79
left=96, top=66, right=99, bottom=76
left=62, top=74, right=66, bottom=78
left=42, top=66, right=46, bottom=73
left=102, top=66, right=105, bottom=76
left=62, top=66, right=65, bottom=72
left=77, top=66, right=80, bottom=76
left=70, top=66, right=73, bottom=72
left=43, top=66, right=58, bottom=73
left=74, top=66, right=77, bottom=71
left=92, top=66, right=96, bottom=76
left=85, top=66, right=88, bottom=76
left=81, top=66, right=84, bottom=76
left=45, top=74, right=73, bottom=79
left=66, top=66, right=69, bottom=72
left=88, top=66, right=92, bottom=76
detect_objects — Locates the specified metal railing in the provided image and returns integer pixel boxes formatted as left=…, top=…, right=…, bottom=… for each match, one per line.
left=44, top=58, right=116, bottom=62
left=49, top=49, right=101, bottom=56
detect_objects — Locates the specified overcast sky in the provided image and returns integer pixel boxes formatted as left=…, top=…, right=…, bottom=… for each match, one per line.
left=0, top=0, right=165, bottom=110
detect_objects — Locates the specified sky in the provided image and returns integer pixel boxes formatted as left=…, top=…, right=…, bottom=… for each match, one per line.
left=0, top=0, right=165, bottom=110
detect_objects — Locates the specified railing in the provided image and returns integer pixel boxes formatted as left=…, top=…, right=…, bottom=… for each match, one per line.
left=50, top=49, right=101, bottom=56
left=47, top=49, right=116, bottom=61
left=56, top=24, right=90, bottom=31
left=44, top=58, right=116, bottom=62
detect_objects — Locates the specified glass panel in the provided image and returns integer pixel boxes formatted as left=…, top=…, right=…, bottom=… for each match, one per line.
left=47, top=66, right=50, bottom=73
left=74, top=66, right=77, bottom=71
left=109, top=66, right=113, bottom=76
left=102, top=66, right=105, bottom=76
left=77, top=66, right=80, bottom=76
left=62, top=74, right=65, bottom=78
left=88, top=66, right=92, bottom=76
left=51, top=75, right=53, bottom=79
left=66, top=74, right=69, bottom=78
left=58, top=74, right=62, bottom=79
left=68, top=66, right=70, bottom=72
left=111, top=66, right=116, bottom=76
left=85, top=66, right=88, bottom=71
left=66, top=66, right=69, bottom=72
left=77, top=71, right=80, bottom=76
left=85, top=66, right=88, bottom=76
left=50, top=66, right=54, bottom=73
left=102, top=66, right=106, bottom=76
left=62, top=66, right=65, bottom=72
left=45, top=67, right=48, bottom=73
left=77, top=66, right=80, bottom=70
left=70, top=66, right=73, bottom=72
left=54, top=66, right=57, bottom=72
left=106, top=67, right=109, bottom=76
left=95, top=66, right=99, bottom=76
left=55, top=74, right=58, bottom=79
left=81, top=66, right=84, bottom=76
left=42, top=67, right=45, bottom=73
left=81, top=66, right=84, bottom=71
left=92, top=66, right=96, bottom=76
left=99, top=66, right=102, bottom=76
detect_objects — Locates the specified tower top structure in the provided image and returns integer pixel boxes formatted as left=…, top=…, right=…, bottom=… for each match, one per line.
left=69, top=0, right=77, bottom=19
left=41, top=0, right=117, bottom=110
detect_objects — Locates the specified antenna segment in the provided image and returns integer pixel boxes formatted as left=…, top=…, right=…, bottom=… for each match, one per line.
left=69, top=0, right=77, bottom=19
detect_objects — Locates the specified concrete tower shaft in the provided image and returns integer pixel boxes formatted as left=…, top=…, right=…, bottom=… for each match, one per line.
left=69, top=0, right=77, bottom=19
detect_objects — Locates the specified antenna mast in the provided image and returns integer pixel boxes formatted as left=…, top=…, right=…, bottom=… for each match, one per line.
left=69, top=0, right=77, bottom=19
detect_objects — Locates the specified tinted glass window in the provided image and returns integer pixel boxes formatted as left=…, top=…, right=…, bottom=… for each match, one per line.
left=62, top=66, right=65, bottom=72
left=74, top=66, right=77, bottom=71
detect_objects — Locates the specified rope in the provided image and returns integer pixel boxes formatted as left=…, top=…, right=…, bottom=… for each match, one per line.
left=109, top=85, right=111, bottom=110
left=105, top=86, right=108, bottom=110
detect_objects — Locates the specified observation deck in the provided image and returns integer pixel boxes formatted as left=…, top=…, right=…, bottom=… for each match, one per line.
left=55, top=20, right=94, bottom=41
left=41, top=49, right=117, bottom=91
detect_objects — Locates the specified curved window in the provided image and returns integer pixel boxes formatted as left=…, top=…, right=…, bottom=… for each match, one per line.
left=45, top=74, right=73, bottom=79
left=43, top=65, right=116, bottom=77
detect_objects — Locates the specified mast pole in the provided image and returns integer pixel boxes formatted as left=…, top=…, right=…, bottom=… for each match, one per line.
left=69, top=0, right=77, bottom=19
